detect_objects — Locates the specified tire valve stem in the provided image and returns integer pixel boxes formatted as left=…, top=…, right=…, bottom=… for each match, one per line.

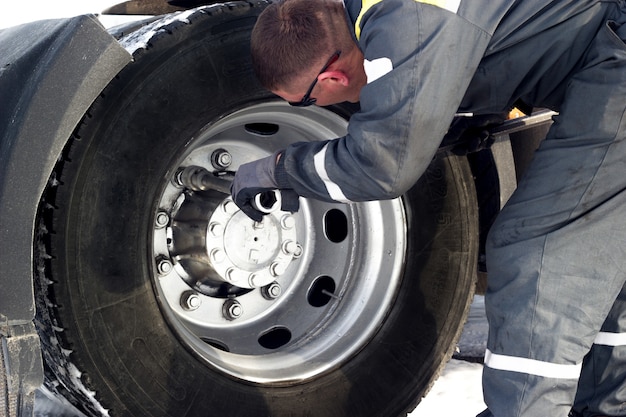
left=321, top=289, right=341, bottom=300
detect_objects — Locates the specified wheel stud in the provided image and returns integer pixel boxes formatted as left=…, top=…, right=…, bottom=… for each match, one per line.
left=208, top=222, right=224, bottom=237
left=262, top=282, right=282, bottom=300
left=269, top=261, right=287, bottom=277
left=181, top=291, right=201, bottom=311
left=155, top=211, right=169, bottom=229
left=223, top=299, right=243, bottom=320
left=156, top=257, right=173, bottom=275
left=282, top=240, right=303, bottom=258
left=211, top=149, right=233, bottom=170
left=210, top=248, right=226, bottom=264
left=280, top=214, right=295, bottom=230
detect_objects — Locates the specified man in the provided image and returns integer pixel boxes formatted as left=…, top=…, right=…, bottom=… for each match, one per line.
left=231, top=0, right=626, bottom=416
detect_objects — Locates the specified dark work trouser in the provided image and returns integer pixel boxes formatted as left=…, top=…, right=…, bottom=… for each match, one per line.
left=482, top=9, right=626, bottom=417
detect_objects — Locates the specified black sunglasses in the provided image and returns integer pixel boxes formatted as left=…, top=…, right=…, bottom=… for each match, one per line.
left=289, top=51, right=342, bottom=107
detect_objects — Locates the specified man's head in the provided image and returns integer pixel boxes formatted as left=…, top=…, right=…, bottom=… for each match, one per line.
left=251, top=0, right=366, bottom=106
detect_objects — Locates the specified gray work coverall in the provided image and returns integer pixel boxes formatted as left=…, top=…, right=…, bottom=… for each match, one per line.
left=271, top=0, right=626, bottom=415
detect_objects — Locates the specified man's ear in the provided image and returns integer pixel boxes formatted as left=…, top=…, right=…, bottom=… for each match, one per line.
left=318, top=70, right=350, bottom=87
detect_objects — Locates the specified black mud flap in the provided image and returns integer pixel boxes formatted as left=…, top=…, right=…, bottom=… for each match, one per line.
left=0, top=15, right=131, bottom=416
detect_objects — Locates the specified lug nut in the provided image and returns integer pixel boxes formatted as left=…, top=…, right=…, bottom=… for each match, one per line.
left=223, top=299, right=243, bottom=320
left=225, top=267, right=236, bottom=281
left=156, top=257, right=173, bottom=275
left=211, top=149, right=233, bottom=170
left=280, top=214, right=296, bottom=230
left=248, top=273, right=260, bottom=288
left=181, top=291, right=201, bottom=311
left=155, top=211, right=169, bottom=229
left=222, top=200, right=238, bottom=215
left=208, top=222, right=224, bottom=237
left=262, top=282, right=282, bottom=300
left=269, top=261, right=287, bottom=277
left=282, top=240, right=303, bottom=258
left=210, top=248, right=226, bottom=264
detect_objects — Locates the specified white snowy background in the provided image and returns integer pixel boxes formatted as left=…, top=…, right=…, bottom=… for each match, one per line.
left=2, top=2, right=488, bottom=416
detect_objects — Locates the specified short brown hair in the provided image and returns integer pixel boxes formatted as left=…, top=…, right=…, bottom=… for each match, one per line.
left=251, top=0, right=352, bottom=91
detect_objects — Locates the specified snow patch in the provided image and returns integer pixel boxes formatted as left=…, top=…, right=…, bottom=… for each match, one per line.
left=67, top=363, right=110, bottom=417
left=119, top=6, right=213, bottom=54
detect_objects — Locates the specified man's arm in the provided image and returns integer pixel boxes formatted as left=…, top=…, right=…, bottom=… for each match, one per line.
left=275, top=0, right=493, bottom=202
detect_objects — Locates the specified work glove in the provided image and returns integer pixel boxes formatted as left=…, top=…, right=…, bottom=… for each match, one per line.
left=231, top=151, right=300, bottom=222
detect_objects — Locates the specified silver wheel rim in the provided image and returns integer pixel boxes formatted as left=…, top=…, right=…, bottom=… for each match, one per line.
left=151, top=102, right=406, bottom=384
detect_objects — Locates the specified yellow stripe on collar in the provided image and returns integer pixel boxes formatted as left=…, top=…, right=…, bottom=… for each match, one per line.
left=355, top=0, right=461, bottom=40
left=355, top=0, right=383, bottom=40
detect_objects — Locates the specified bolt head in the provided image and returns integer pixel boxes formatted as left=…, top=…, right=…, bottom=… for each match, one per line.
left=223, top=299, right=243, bottom=320
left=155, top=211, right=169, bottom=228
left=282, top=240, right=303, bottom=257
left=225, top=267, right=235, bottom=281
left=208, top=222, right=224, bottom=237
left=262, top=282, right=282, bottom=299
left=157, top=258, right=173, bottom=275
left=222, top=200, right=238, bottom=215
left=218, top=153, right=232, bottom=167
left=181, top=292, right=201, bottom=311
left=269, top=261, right=287, bottom=277
left=280, top=214, right=296, bottom=230
left=210, top=248, right=226, bottom=264
left=211, top=149, right=233, bottom=169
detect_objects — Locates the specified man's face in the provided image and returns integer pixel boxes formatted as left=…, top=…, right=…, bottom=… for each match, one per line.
left=272, top=66, right=367, bottom=106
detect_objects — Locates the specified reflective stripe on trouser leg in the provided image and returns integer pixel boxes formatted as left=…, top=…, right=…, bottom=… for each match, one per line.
left=483, top=16, right=626, bottom=417
left=573, top=284, right=626, bottom=416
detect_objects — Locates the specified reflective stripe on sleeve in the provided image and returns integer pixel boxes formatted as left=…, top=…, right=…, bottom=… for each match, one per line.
left=484, top=349, right=582, bottom=379
left=594, top=332, right=626, bottom=347
left=313, top=144, right=352, bottom=203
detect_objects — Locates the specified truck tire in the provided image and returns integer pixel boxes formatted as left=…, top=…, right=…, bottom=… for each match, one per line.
left=35, top=3, right=478, bottom=416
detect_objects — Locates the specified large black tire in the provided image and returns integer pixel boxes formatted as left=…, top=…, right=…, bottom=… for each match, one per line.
left=35, top=3, right=478, bottom=416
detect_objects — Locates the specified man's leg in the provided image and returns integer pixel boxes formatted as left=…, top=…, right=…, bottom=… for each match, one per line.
left=482, top=18, right=626, bottom=417
left=571, top=284, right=626, bottom=417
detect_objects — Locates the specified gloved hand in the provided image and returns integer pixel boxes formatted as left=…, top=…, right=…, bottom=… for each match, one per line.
left=231, top=151, right=300, bottom=222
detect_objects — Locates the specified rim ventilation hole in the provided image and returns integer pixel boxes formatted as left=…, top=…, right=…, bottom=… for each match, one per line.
left=323, top=209, right=348, bottom=243
left=244, top=123, right=279, bottom=136
left=307, top=276, right=337, bottom=308
left=258, top=327, right=292, bottom=350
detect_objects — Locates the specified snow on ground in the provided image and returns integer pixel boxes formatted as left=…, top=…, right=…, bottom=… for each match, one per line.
left=412, top=360, right=485, bottom=416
